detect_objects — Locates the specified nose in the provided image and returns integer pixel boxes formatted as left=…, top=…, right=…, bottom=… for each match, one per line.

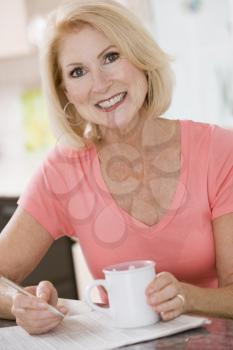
left=91, top=67, right=112, bottom=93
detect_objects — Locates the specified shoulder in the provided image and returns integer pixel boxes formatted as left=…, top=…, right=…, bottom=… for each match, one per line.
left=180, top=119, right=233, bottom=148
left=42, top=144, right=96, bottom=175
left=161, top=118, right=215, bottom=139
left=180, top=118, right=233, bottom=136
left=180, top=119, right=214, bottom=137
left=208, top=125, right=233, bottom=174
left=45, top=143, right=94, bottom=163
left=34, top=144, right=95, bottom=194
left=210, top=124, right=233, bottom=149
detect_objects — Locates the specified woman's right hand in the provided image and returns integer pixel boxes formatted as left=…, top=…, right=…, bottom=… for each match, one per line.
left=11, top=281, right=68, bottom=335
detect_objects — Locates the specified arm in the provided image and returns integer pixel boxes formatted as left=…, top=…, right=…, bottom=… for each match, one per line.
left=184, top=212, right=233, bottom=318
left=0, top=206, right=52, bottom=318
left=0, top=206, right=67, bottom=333
left=146, top=212, right=233, bottom=320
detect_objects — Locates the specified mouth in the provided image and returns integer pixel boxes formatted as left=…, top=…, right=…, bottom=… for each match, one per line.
left=95, top=92, right=127, bottom=112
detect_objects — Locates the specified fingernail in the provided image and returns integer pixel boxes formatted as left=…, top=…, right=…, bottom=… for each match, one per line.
left=59, top=306, right=68, bottom=314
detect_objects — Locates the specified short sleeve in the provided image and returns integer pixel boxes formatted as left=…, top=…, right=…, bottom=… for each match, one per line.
left=18, top=149, right=76, bottom=240
left=208, top=126, right=233, bottom=219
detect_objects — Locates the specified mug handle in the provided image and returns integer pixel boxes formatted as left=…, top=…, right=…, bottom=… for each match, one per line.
left=84, top=279, right=111, bottom=316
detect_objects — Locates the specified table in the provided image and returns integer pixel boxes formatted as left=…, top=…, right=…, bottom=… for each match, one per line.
left=1, top=316, right=233, bottom=349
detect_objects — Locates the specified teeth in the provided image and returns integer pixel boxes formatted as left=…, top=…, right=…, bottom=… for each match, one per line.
left=97, top=93, right=125, bottom=109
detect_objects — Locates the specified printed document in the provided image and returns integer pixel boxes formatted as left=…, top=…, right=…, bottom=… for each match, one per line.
left=0, top=299, right=209, bottom=350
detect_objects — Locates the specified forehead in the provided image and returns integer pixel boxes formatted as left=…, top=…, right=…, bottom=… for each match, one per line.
left=58, top=24, right=114, bottom=65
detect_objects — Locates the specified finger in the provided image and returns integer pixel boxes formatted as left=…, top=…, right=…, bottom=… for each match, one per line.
left=14, top=307, right=60, bottom=322
left=14, top=306, right=62, bottom=333
left=36, top=281, right=52, bottom=300
left=152, top=294, right=182, bottom=314
left=36, top=281, right=58, bottom=305
left=24, top=286, right=37, bottom=295
left=12, top=303, right=56, bottom=324
left=16, top=316, right=61, bottom=335
left=160, top=308, right=181, bottom=321
left=146, top=272, right=173, bottom=295
left=147, top=283, right=177, bottom=306
left=30, top=319, right=61, bottom=335
left=12, top=293, right=47, bottom=311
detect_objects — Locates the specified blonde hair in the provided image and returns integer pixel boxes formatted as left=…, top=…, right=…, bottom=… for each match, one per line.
left=40, top=0, right=174, bottom=147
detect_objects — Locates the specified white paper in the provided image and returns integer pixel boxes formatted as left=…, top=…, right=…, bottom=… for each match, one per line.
left=0, top=299, right=209, bottom=350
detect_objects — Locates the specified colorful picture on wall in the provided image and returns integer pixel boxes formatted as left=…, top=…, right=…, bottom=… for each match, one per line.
left=21, top=88, right=54, bottom=153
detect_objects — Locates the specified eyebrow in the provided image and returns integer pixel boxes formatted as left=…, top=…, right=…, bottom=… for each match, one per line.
left=66, top=45, right=116, bottom=67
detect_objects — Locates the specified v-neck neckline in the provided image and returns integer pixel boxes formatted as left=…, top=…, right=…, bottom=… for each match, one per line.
left=93, top=119, right=189, bottom=233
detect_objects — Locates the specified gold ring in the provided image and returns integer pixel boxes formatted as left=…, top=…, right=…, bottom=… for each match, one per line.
left=176, top=294, right=185, bottom=306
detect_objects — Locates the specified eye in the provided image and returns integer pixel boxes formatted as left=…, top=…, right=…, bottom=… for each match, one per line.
left=70, top=67, right=87, bottom=78
left=104, top=51, right=120, bottom=64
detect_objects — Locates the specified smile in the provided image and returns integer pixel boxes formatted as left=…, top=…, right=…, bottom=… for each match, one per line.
left=95, top=92, right=127, bottom=111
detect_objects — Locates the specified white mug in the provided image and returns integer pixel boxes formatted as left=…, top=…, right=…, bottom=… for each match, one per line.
left=84, top=260, right=159, bottom=328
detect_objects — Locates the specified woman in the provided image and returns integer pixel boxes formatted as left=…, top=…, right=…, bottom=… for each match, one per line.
left=0, top=0, right=233, bottom=335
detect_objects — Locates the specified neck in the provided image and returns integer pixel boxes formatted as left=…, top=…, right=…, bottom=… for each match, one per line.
left=97, top=112, right=146, bottom=150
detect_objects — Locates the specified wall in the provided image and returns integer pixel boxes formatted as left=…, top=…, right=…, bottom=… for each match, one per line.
left=151, top=0, right=233, bottom=127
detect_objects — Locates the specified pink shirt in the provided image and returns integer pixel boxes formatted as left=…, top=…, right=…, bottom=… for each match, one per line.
left=18, top=120, right=233, bottom=290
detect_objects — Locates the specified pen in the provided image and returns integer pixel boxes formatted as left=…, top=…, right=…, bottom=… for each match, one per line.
left=0, top=276, right=65, bottom=318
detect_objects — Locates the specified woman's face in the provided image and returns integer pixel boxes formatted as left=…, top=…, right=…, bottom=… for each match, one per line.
left=59, top=24, right=148, bottom=130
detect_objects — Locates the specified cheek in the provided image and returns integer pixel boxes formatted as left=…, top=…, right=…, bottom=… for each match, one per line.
left=65, top=82, right=88, bottom=105
left=115, top=60, right=136, bottom=82
left=131, top=67, right=148, bottom=93
left=118, top=61, right=148, bottom=94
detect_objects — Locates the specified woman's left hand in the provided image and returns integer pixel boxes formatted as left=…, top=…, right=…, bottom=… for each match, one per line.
left=145, top=272, right=188, bottom=321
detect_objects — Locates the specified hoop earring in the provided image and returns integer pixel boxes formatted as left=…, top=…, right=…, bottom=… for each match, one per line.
left=63, top=101, right=82, bottom=127
left=63, top=101, right=71, bottom=114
